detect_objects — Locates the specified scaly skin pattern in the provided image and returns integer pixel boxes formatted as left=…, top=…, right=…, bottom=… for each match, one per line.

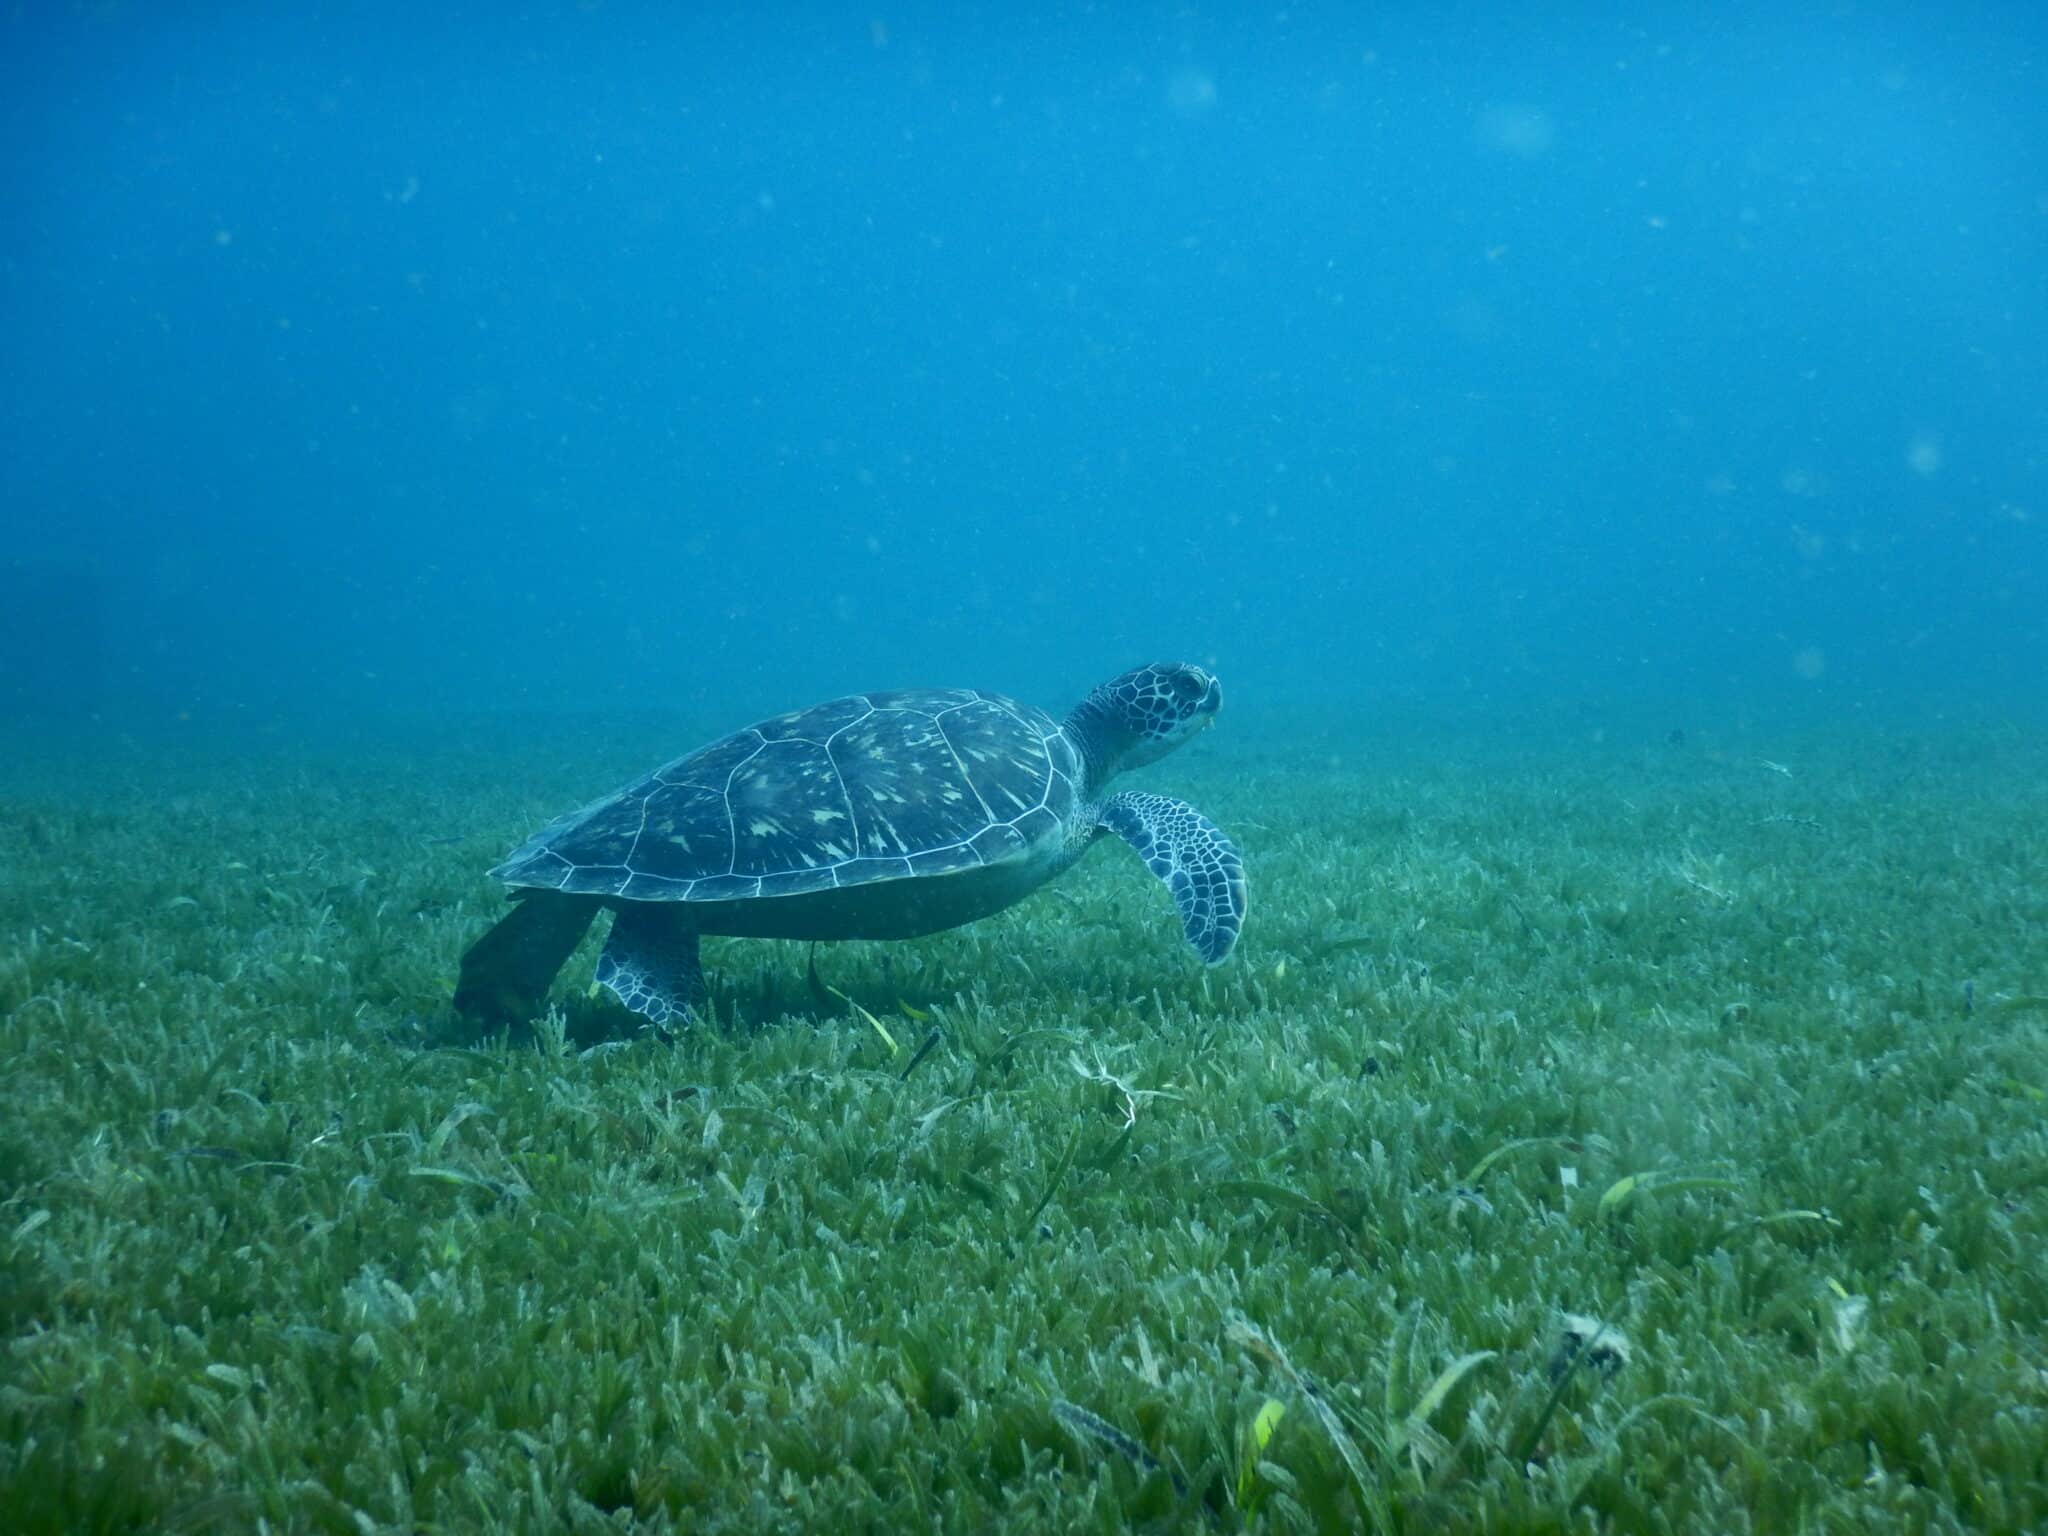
left=1094, top=791, right=1248, bottom=963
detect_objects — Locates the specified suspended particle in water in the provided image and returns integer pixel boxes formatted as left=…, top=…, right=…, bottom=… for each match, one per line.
left=1475, top=103, right=1556, bottom=158
left=1167, top=69, right=1218, bottom=117
left=1905, top=432, right=1943, bottom=477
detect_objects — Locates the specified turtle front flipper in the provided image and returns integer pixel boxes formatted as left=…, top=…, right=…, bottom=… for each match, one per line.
left=1097, top=792, right=1248, bottom=964
left=597, top=904, right=705, bottom=1028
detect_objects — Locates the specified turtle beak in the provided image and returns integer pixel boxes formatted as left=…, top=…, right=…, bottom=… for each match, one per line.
left=1200, top=675, right=1222, bottom=723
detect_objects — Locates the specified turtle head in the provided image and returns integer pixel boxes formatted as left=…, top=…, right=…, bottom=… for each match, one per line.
left=1070, top=662, right=1222, bottom=784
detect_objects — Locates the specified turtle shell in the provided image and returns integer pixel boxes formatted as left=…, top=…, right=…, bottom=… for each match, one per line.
left=490, top=689, right=1082, bottom=903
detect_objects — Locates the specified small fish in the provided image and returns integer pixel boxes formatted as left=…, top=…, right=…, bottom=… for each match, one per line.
left=1052, top=1401, right=1188, bottom=1495
left=1449, top=1185, right=1495, bottom=1215
left=1313, top=933, right=1377, bottom=958
left=897, top=1027, right=943, bottom=1080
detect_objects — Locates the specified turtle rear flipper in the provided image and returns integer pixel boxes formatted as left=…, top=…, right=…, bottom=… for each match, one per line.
left=454, top=891, right=600, bottom=1026
left=597, top=905, right=704, bottom=1028
left=1098, top=791, right=1248, bottom=964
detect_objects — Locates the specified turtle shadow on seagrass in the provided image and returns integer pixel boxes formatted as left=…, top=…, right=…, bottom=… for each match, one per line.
left=454, top=662, right=1249, bottom=1031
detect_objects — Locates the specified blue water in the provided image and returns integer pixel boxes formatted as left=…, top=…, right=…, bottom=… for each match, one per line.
left=3, top=5, right=2043, bottom=736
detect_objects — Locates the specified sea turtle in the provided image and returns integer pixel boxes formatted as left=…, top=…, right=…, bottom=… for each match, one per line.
left=454, top=662, right=1247, bottom=1029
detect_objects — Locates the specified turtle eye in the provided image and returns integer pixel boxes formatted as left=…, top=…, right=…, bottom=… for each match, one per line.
left=1169, top=671, right=1203, bottom=702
